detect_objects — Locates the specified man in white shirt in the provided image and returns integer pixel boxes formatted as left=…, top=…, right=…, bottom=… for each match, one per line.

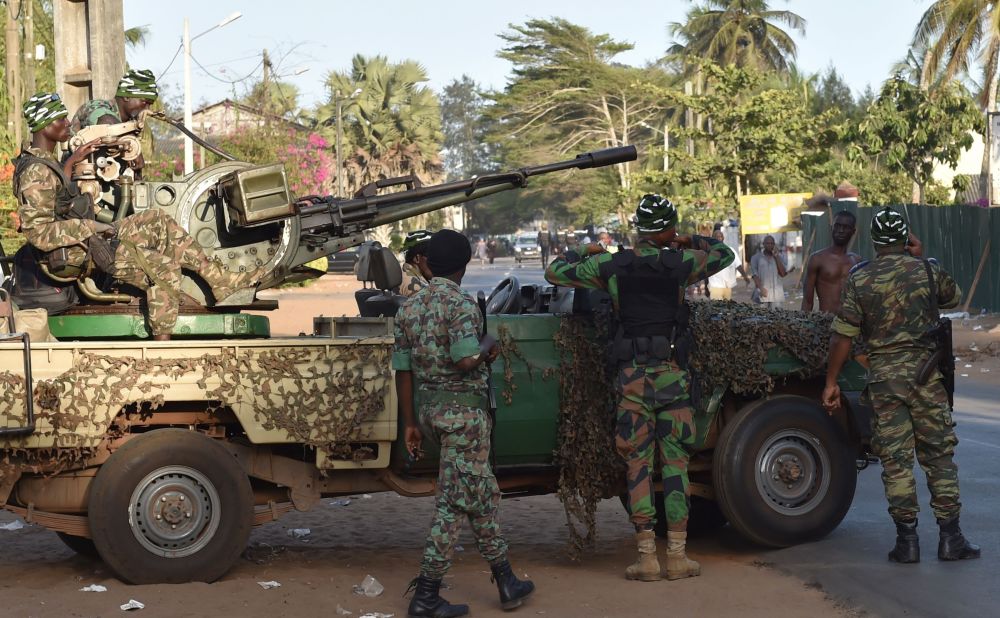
left=707, top=230, right=738, bottom=299
left=750, top=235, right=787, bottom=308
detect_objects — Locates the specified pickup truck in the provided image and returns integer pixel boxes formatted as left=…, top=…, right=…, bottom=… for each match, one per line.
left=0, top=261, right=876, bottom=585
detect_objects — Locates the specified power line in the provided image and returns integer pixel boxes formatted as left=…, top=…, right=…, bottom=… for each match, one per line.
left=190, top=53, right=263, bottom=84
left=159, top=42, right=184, bottom=80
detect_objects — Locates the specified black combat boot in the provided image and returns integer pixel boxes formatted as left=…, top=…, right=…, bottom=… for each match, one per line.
left=406, top=575, right=469, bottom=618
left=490, top=560, right=535, bottom=611
left=937, top=516, right=981, bottom=561
left=888, top=519, right=920, bottom=564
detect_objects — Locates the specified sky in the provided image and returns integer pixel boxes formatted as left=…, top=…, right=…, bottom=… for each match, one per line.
left=123, top=0, right=935, bottom=111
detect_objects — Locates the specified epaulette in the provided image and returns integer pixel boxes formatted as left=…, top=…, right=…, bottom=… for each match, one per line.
left=848, top=259, right=870, bottom=275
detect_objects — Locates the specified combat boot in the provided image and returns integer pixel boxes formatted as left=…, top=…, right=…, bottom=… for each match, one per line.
left=665, top=531, right=701, bottom=580
left=937, top=516, right=981, bottom=561
left=887, top=519, right=920, bottom=563
left=177, top=238, right=261, bottom=306
left=625, top=529, right=661, bottom=582
left=406, top=576, right=469, bottom=618
left=490, top=560, right=535, bottom=610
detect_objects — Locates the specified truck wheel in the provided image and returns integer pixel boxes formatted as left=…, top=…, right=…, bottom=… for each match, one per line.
left=57, top=532, right=99, bottom=559
left=713, top=396, right=856, bottom=548
left=88, top=429, right=253, bottom=584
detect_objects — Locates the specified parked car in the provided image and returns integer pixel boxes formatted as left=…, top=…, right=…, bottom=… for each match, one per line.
left=513, top=234, right=540, bottom=264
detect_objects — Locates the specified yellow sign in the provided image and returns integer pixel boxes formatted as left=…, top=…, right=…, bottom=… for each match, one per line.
left=738, top=193, right=812, bottom=234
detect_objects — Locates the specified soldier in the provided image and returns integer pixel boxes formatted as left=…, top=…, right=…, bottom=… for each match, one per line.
left=822, top=208, right=979, bottom=564
left=394, top=229, right=534, bottom=618
left=14, top=93, right=257, bottom=341
left=399, top=229, right=432, bottom=298
left=544, top=194, right=734, bottom=582
left=71, top=68, right=158, bottom=133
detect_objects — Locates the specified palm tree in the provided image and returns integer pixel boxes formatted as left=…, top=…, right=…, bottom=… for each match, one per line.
left=667, top=0, right=806, bottom=73
left=124, top=25, right=151, bottom=49
left=323, top=54, right=444, bottom=191
left=912, top=0, right=999, bottom=109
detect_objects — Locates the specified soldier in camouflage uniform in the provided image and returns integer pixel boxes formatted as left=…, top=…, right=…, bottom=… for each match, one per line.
left=399, top=229, right=432, bottom=298
left=14, top=93, right=258, bottom=341
left=394, top=229, right=534, bottom=618
left=823, top=208, right=979, bottom=563
left=545, top=194, right=734, bottom=582
left=71, top=69, right=158, bottom=134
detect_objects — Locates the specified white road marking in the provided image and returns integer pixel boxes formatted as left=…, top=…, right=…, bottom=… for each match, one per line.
left=962, top=438, right=1000, bottom=451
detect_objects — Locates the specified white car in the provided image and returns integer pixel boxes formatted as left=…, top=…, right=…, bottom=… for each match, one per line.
left=513, top=234, right=541, bottom=264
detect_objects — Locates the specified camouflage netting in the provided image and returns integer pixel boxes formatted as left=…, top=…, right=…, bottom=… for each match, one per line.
left=687, top=300, right=837, bottom=397
left=0, top=343, right=391, bottom=463
left=531, top=301, right=840, bottom=558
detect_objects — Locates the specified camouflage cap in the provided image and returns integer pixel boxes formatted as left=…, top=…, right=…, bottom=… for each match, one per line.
left=402, top=229, right=433, bottom=252
left=23, top=92, right=68, bottom=133
left=116, top=69, right=159, bottom=101
left=870, top=208, right=908, bottom=246
left=634, top=193, right=677, bottom=233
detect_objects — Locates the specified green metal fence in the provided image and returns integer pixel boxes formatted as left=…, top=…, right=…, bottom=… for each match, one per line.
left=801, top=203, right=1000, bottom=313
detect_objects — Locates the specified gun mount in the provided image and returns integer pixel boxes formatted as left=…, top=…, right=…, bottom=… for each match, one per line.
left=71, top=127, right=636, bottom=306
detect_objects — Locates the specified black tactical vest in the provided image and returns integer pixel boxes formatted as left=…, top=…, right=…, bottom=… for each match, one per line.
left=599, top=248, right=691, bottom=337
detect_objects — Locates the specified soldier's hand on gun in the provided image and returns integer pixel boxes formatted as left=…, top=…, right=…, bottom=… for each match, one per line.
left=405, top=425, right=423, bottom=459
left=821, top=384, right=841, bottom=414
left=91, top=221, right=117, bottom=238
left=62, top=138, right=102, bottom=177
left=480, top=334, right=499, bottom=364
left=905, top=232, right=923, bottom=258
left=672, top=235, right=693, bottom=249
left=583, top=242, right=606, bottom=256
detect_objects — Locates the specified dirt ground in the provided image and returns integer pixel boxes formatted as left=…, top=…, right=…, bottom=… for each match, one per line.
left=0, top=494, right=847, bottom=618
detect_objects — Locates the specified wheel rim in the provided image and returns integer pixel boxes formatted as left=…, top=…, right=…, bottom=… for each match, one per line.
left=754, top=429, right=831, bottom=516
left=127, top=465, right=222, bottom=558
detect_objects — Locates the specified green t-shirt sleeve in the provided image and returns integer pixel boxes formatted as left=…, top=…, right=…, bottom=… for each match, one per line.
left=449, top=299, right=482, bottom=363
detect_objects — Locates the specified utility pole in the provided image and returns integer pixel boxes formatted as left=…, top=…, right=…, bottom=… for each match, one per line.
left=261, top=48, right=272, bottom=116
left=23, top=0, right=34, bottom=98
left=183, top=17, right=193, bottom=175
left=53, top=0, right=126, bottom=118
left=6, top=0, right=23, bottom=148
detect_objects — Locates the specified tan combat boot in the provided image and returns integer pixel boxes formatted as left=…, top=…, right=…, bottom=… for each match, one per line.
left=665, top=531, right=701, bottom=580
left=625, top=529, right=662, bottom=582
left=178, top=239, right=261, bottom=306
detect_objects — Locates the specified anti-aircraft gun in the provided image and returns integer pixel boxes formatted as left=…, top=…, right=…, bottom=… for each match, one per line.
left=65, top=113, right=636, bottom=314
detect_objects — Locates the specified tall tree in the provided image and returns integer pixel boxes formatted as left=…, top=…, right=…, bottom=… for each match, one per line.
left=850, top=78, right=982, bottom=203
left=322, top=54, right=445, bottom=193
left=492, top=18, right=673, bottom=227
left=667, top=0, right=806, bottom=74
left=439, top=75, right=495, bottom=179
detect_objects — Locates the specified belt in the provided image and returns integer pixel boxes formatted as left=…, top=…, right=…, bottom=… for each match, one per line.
left=416, top=390, right=488, bottom=408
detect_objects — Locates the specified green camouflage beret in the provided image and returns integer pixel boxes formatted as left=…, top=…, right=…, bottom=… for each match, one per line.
left=870, top=208, right=908, bottom=246
left=117, top=69, right=159, bottom=101
left=23, top=92, right=68, bottom=133
left=634, top=193, right=677, bottom=233
left=402, top=229, right=433, bottom=252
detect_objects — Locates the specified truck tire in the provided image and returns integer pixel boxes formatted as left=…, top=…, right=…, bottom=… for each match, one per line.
left=88, top=429, right=253, bottom=584
left=713, top=395, right=856, bottom=548
left=57, top=532, right=99, bottom=559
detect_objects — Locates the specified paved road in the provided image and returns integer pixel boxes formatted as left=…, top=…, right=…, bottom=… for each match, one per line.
left=462, top=256, right=549, bottom=299
left=764, top=377, right=1000, bottom=618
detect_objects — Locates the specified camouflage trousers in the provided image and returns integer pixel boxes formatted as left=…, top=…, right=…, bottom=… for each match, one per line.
left=111, top=210, right=244, bottom=336
left=419, top=402, right=508, bottom=579
left=868, top=373, right=961, bottom=522
left=615, top=361, right=696, bottom=532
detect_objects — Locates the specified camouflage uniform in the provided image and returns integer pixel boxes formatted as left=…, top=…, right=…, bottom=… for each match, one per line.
left=392, top=278, right=508, bottom=579
left=14, top=149, right=249, bottom=336
left=70, top=99, right=119, bottom=135
left=833, top=253, right=962, bottom=522
left=545, top=238, right=734, bottom=532
left=400, top=262, right=427, bottom=298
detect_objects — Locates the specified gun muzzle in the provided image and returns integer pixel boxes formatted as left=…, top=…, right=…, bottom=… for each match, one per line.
left=574, top=145, right=638, bottom=169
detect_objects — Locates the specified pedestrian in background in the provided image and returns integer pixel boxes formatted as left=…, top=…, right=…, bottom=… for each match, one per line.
left=707, top=230, right=738, bottom=300
left=751, top=235, right=787, bottom=307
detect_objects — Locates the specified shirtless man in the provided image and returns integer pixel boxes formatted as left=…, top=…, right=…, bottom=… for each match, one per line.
left=802, top=210, right=861, bottom=313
